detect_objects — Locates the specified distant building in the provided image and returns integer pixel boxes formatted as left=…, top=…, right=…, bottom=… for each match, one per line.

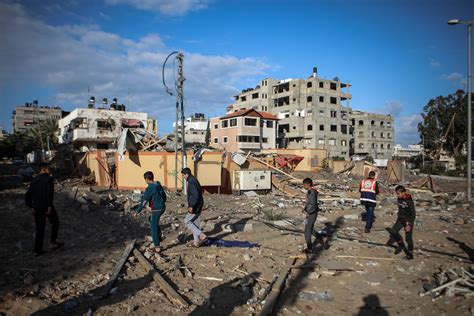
left=173, top=113, right=208, bottom=145
left=0, top=127, right=7, bottom=139
left=12, top=101, right=66, bottom=133
left=228, top=67, right=396, bottom=159
left=58, top=99, right=153, bottom=152
left=351, top=111, right=395, bottom=159
left=393, top=144, right=423, bottom=159
left=210, top=109, right=278, bottom=152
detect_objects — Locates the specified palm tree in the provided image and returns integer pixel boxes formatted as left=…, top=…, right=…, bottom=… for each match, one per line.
left=28, top=118, right=59, bottom=150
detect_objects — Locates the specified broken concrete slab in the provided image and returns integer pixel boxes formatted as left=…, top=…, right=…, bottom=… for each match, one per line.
left=317, top=260, right=352, bottom=271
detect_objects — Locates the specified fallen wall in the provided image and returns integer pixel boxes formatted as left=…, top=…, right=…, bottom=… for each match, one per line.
left=261, top=148, right=327, bottom=171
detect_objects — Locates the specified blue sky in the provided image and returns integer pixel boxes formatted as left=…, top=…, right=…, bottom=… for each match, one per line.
left=0, top=0, right=472, bottom=145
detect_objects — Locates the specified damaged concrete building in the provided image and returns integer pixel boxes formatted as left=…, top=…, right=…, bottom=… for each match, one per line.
left=229, top=67, right=394, bottom=158
left=12, top=102, right=66, bottom=133
left=173, top=113, right=209, bottom=146
left=58, top=105, right=156, bottom=152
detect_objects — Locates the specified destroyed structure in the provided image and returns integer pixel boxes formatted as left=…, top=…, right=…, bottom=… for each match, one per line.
left=393, top=144, right=424, bottom=159
left=12, top=101, right=67, bottom=133
left=58, top=98, right=156, bottom=152
left=210, top=109, right=279, bottom=152
left=229, top=67, right=394, bottom=158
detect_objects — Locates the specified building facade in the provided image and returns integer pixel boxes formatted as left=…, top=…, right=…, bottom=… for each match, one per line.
left=229, top=67, right=395, bottom=158
left=210, top=109, right=278, bottom=152
left=58, top=107, right=151, bottom=152
left=173, top=113, right=209, bottom=145
left=351, top=111, right=395, bottom=159
left=12, top=102, right=64, bottom=133
left=0, top=127, right=7, bottom=139
left=393, top=144, right=423, bottom=159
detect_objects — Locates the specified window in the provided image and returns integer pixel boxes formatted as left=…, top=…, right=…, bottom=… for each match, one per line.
left=307, top=96, right=313, bottom=103
left=371, top=120, right=375, bottom=126
left=241, top=96, right=246, bottom=102
left=358, top=120, right=364, bottom=125
left=341, top=125, right=348, bottom=134
left=285, top=114, right=290, bottom=118
left=319, top=96, right=324, bottom=102
left=371, top=131, right=375, bottom=138
left=237, top=135, right=260, bottom=143
left=266, top=120, right=274, bottom=128
left=262, top=137, right=268, bottom=143
left=319, top=125, right=325, bottom=131
left=319, top=82, right=324, bottom=88
left=341, top=140, right=347, bottom=146
left=330, top=82, right=337, bottom=90
left=328, top=139, right=336, bottom=146
left=318, top=139, right=325, bottom=145
left=387, top=121, right=391, bottom=127
left=221, top=120, right=229, bottom=128
left=214, top=123, right=219, bottom=129
left=380, top=144, right=385, bottom=149
left=381, top=132, right=385, bottom=138
left=388, top=133, right=392, bottom=139
left=330, top=110, right=337, bottom=118
left=380, top=121, right=384, bottom=127
left=388, top=144, right=391, bottom=149
left=330, top=125, right=337, bottom=132
left=307, top=82, right=312, bottom=88
left=292, top=126, right=296, bottom=129
left=97, top=120, right=113, bottom=130
left=307, top=124, right=313, bottom=131
left=213, top=137, right=218, bottom=144
left=359, top=143, right=364, bottom=149
left=223, top=136, right=228, bottom=143
left=230, top=118, right=237, bottom=127
left=97, top=143, right=108, bottom=149
left=244, top=118, right=257, bottom=126
left=252, top=93, right=259, bottom=99
left=372, top=143, right=375, bottom=148
left=359, top=131, right=364, bottom=137
left=330, top=97, right=337, bottom=104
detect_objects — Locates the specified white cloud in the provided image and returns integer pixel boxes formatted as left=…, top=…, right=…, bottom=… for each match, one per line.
left=104, top=0, right=209, bottom=16
left=395, top=113, right=422, bottom=146
left=441, top=72, right=467, bottom=87
left=378, top=100, right=403, bottom=117
left=0, top=2, right=269, bottom=132
left=429, top=57, right=440, bottom=68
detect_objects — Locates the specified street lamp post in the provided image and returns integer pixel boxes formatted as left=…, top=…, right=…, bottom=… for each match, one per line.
left=448, top=19, right=473, bottom=202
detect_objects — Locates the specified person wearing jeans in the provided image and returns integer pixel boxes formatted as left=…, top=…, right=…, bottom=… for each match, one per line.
left=133, top=171, right=167, bottom=253
left=181, top=168, right=207, bottom=247
left=359, top=171, right=379, bottom=233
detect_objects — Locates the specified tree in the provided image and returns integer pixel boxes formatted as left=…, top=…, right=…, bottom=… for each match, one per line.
left=28, top=118, right=59, bottom=150
left=418, top=90, right=467, bottom=164
left=0, top=131, right=37, bottom=159
left=204, top=120, right=211, bottom=146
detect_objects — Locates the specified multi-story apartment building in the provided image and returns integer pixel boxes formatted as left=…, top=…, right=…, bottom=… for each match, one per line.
left=351, top=111, right=395, bottom=159
left=58, top=106, right=152, bottom=152
left=173, top=113, right=208, bottom=146
left=12, top=102, right=65, bottom=133
left=229, top=67, right=352, bottom=157
left=210, top=109, right=278, bottom=152
left=229, top=67, right=395, bottom=158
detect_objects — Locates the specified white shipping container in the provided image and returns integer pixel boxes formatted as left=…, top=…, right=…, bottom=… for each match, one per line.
left=232, top=170, right=272, bottom=193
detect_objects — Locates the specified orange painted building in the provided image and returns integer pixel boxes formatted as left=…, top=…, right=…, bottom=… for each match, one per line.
left=210, top=109, right=278, bottom=152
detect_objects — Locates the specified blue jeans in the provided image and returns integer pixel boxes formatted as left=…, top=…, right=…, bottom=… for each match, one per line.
left=150, top=210, right=164, bottom=247
left=365, top=206, right=375, bottom=230
left=184, top=213, right=203, bottom=242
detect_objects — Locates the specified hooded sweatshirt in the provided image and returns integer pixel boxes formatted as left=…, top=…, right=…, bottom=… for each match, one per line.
left=136, top=181, right=167, bottom=213
left=397, top=193, right=416, bottom=223
left=25, top=173, right=54, bottom=210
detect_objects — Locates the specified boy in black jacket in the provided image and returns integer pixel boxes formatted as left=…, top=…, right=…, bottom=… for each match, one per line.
left=302, top=178, right=319, bottom=253
left=25, top=163, right=62, bottom=256
left=386, top=185, right=416, bottom=260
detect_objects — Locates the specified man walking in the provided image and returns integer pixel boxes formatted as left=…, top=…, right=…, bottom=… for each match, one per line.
left=181, top=168, right=207, bottom=247
left=25, top=163, right=62, bottom=256
left=302, top=178, right=319, bottom=253
left=359, top=170, right=379, bottom=233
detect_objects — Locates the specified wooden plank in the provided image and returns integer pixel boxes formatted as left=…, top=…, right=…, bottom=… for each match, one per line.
left=101, top=239, right=136, bottom=298
left=335, top=255, right=397, bottom=261
left=271, top=175, right=304, bottom=197
left=133, top=248, right=189, bottom=308
left=250, top=156, right=302, bottom=181
left=258, top=257, right=297, bottom=316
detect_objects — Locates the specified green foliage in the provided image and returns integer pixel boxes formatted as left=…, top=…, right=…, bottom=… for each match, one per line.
left=28, top=118, right=59, bottom=150
left=0, top=131, right=37, bottom=159
left=418, top=90, right=467, bottom=160
left=365, top=155, right=374, bottom=163
left=331, top=156, right=346, bottom=161
left=204, top=120, right=211, bottom=146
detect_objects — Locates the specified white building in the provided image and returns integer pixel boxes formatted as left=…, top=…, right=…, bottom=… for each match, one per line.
left=393, top=144, right=423, bottom=159
left=58, top=108, right=152, bottom=152
left=173, top=113, right=209, bottom=145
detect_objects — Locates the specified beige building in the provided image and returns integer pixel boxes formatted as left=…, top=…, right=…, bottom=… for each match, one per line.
left=351, top=111, right=395, bottom=159
left=210, top=109, right=278, bottom=152
left=229, top=67, right=395, bottom=159
left=12, top=102, right=64, bottom=133
left=173, top=113, right=208, bottom=146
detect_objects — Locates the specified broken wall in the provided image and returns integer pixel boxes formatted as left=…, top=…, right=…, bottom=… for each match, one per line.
left=261, top=148, right=327, bottom=171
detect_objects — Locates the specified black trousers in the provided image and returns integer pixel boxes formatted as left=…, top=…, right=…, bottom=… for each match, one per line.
left=34, top=207, right=60, bottom=252
left=305, top=212, right=318, bottom=249
left=388, top=219, right=413, bottom=252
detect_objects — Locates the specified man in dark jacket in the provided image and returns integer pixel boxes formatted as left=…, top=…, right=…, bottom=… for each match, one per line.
left=386, top=185, right=416, bottom=260
left=132, top=171, right=167, bottom=253
left=25, top=163, right=62, bottom=256
left=181, top=168, right=207, bottom=247
left=302, top=178, right=319, bottom=253
left=359, top=170, right=379, bottom=233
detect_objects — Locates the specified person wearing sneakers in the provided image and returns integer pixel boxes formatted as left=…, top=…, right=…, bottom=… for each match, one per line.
left=302, top=178, right=319, bottom=253
left=359, top=170, right=379, bottom=233
left=181, top=168, right=207, bottom=247
left=132, top=171, right=167, bottom=253
left=25, top=163, right=63, bottom=256
left=386, top=185, right=416, bottom=260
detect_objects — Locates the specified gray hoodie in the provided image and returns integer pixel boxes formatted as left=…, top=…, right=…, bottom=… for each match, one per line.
left=304, top=188, right=319, bottom=214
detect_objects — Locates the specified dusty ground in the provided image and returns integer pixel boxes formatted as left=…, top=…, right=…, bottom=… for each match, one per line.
left=0, top=168, right=473, bottom=315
